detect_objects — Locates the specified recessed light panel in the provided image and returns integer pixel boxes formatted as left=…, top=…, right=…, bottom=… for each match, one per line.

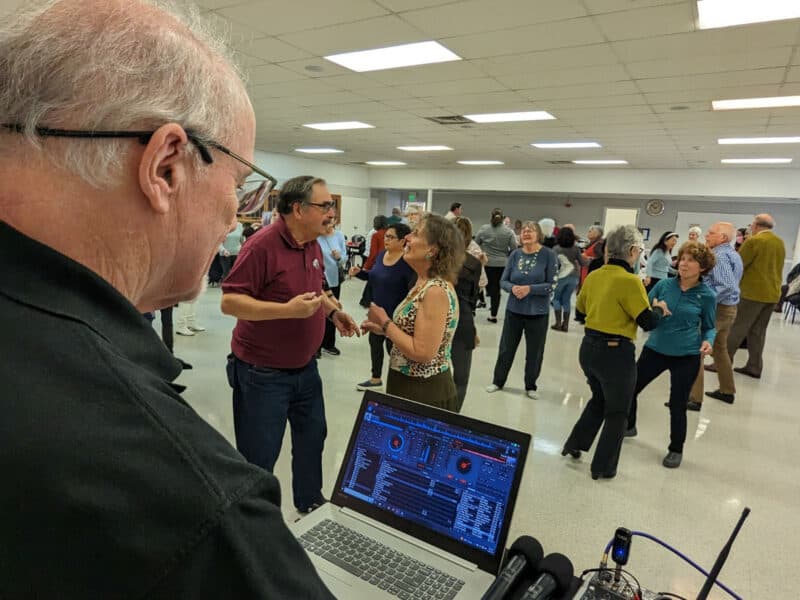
left=718, top=137, right=800, bottom=145
left=303, top=122, right=374, bottom=131
left=366, top=161, right=407, bottom=166
left=397, top=145, right=453, bottom=151
left=532, top=142, right=601, bottom=149
left=324, top=41, right=461, bottom=73
left=457, top=160, right=504, bottom=165
left=572, top=160, right=628, bottom=165
left=697, top=0, right=800, bottom=29
left=464, top=111, right=555, bottom=123
left=712, top=96, right=800, bottom=110
left=294, top=148, right=344, bottom=154
left=721, top=158, right=792, bottom=164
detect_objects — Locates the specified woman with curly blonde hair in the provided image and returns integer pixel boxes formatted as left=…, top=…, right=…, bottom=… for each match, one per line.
left=361, top=215, right=464, bottom=410
left=627, top=241, right=717, bottom=470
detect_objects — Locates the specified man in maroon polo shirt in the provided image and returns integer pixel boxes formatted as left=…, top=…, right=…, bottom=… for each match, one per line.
left=222, top=175, right=359, bottom=513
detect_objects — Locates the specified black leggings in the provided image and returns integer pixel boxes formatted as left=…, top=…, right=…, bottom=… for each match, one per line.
left=369, top=332, right=393, bottom=379
left=321, top=285, right=341, bottom=350
left=627, top=346, right=701, bottom=454
left=485, top=266, right=505, bottom=317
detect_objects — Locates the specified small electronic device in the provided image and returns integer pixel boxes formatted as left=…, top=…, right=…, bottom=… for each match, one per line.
left=611, top=528, right=632, bottom=567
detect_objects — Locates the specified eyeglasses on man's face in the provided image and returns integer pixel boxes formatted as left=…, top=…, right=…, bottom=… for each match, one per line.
left=2, top=124, right=277, bottom=214
left=305, top=200, right=336, bottom=212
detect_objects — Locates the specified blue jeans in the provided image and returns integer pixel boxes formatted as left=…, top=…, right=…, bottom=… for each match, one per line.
left=226, top=355, right=327, bottom=511
left=552, top=275, right=578, bottom=312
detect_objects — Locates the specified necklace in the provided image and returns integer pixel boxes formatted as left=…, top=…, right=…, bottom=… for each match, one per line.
left=516, top=249, right=540, bottom=275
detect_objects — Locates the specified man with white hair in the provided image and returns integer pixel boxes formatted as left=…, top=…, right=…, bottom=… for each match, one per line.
left=725, top=213, right=785, bottom=379
left=688, top=222, right=743, bottom=409
left=0, top=1, right=333, bottom=597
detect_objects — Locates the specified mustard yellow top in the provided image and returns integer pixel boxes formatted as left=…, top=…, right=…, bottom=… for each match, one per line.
left=738, top=230, right=786, bottom=303
left=576, top=263, right=651, bottom=340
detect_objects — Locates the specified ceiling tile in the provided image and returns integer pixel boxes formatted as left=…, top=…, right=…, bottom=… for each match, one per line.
left=520, top=81, right=640, bottom=101
left=376, top=0, right=463, bottom=10
left=235, top=37, right=313, bottom=62
left=497, top=64, right=630, bottom=90
left=582, top=0, right=688, bottom=14
left=364, top=60, right=487, bottom=85
left=444, top=18, right=605, bottom=59
left=400, top=0, right=587, bottom=38
left=636, top=69, right=786, bottom=93
left=278, top=15, right=428, bottom=56
left=471, top=44, right=619, bottom=77
left=416, top=77, right=507, bottom=97
left=592, top=3, right=695, bottom=41
left=627, top=48, right=793, bottom=80
left=218, top=0, right=389, bottom=36
left=245, top=64, right=307, bottom=87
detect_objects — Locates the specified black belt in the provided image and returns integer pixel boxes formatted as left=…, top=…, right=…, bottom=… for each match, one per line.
left=584, top=329, right=632, bottom=347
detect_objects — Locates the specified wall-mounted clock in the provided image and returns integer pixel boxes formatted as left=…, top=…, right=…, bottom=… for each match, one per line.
left=646, top=199, right=665, bottom=216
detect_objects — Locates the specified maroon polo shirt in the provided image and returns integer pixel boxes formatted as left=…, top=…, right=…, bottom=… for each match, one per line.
left=222, top=216, right=325, bottom=369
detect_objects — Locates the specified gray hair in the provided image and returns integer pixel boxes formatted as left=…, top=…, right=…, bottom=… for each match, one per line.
left=277, top=176, right=326, bottom=214
left=754, top=213, right=775, bottom=229
left=605, top=225, right=643, bottom=261
left=589, top=225, right=604, bottom=237
left=0, top=0, right=248, bottom=188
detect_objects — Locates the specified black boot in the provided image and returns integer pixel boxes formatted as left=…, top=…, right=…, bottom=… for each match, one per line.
left=561, top=316, right=569, bottom=332
left=550, top=309, right=562, bottom=331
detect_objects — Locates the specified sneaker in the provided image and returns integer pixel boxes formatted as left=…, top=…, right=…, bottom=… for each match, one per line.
left=687, top=401, right=702, bottom=411
left=526, top=390, right=538, bottom=400
left=176, top=357, right=193, bottom=370
left=485, top=384, right=501, bottom=393
left=561, top=447, right=581, bottom=460
left=175, top=326, right=194, bottom=336
left=733, top=367, right=760, bottom=379
left=322, top=347, right=341, bottom=356
left=357, top=379, right=383, bottom=391
left=705, top=389, right=735, bottom=404
left=624, top=426, right=637, bottom=438
left=188, top=324, right=206, bottom=332
left=662, top=451, right=682, bottom=469
left=487, top=316, right=498, bottom=323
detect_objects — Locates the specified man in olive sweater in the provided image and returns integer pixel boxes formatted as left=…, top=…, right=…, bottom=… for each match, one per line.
left=726, top=214, right=786, bottom=379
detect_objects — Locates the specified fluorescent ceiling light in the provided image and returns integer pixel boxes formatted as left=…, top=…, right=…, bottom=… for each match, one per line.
left=366, top=161, right=406, bottom=166
left=464, top=111, right=555, bottom=123
left=532, top=142, right=601, bottom=149
left=397, top=145, right=453, bottom=152
left=457, top=160, right=504, bottom=166
left=572, top=160, right=628, bottom=165
left=294, top=148, right=344, bottom=154
left=718, top=137, right=800, bottom=145
left=303, top=121, right=374, bottom=131
left=721, top=158, right=792, bottom=164
left=697, top=0, right=800, bottom=30
left=712, top=96, right=800, bottom=110
left=324, top=41, right=461, bottom=73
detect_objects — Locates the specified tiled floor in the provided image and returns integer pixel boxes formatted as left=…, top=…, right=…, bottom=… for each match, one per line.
left=171, top=281, right=800, bottom=599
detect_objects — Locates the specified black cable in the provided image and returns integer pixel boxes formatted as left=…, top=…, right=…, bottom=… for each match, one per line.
left=655, top=593, right=688, bottom=600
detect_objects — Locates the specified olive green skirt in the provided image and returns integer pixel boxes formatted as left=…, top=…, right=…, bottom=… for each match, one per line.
left=386, top=369, right=459, bottom=412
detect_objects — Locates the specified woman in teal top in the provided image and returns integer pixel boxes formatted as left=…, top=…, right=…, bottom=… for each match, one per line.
left=627, top=241, right=717, bottom=469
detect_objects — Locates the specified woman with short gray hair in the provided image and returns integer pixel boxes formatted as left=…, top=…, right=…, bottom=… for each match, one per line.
left=562, top=225, right=669, bottom=480
left=579, top=225, right=604, bottom=291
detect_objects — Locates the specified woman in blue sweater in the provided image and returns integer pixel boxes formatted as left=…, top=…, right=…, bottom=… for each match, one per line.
left=645, top=231, right=679, bottom=292
left=626, top=241, right=717, bottom=469
left=486, top=221, right=558, bottom=399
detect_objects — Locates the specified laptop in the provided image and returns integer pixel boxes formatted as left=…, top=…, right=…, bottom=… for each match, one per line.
left=290, top=390, right=531, bottom=600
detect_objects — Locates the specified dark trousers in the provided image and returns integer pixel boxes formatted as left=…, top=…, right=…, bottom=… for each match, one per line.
left=645, top=277, right=661, bottom=293
left=485, top=266, right=505, bottom=317
left=564, top=335, right=636, bottom=476
left=451, top=339, right=473, bottom=412
left=227, top=355, right=327, bottom=510
left=727, top=298, right=775, bottom=376
left=220, top=254, right=238, bottom=282
left=321, top=285, right=341, bottom=350
left=368, top=332, right=393, bottom=379
left=492, top=310, right=548, bottom=391
left=143, top=307, right=174, bottom=352
left=628, top=347, right=701, bottom=454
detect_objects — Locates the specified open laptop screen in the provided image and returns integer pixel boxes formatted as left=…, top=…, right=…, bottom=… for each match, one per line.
left=333, top=391, right=530, bottom=574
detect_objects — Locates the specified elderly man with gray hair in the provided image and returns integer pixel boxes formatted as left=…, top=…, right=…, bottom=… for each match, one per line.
left=725, top=213, right=785, bottom=380
left=0, top=1, right=334, bottom=597
left=688, top=222, right=743, bottom=408
left=562, top=226, right=668, bottom=480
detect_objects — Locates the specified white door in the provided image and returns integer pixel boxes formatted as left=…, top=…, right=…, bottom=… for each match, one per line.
left=603, top=207, right=639, bottom=232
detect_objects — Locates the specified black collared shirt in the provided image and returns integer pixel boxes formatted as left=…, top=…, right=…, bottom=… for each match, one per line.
left=0, top=222, right=334, bottom=599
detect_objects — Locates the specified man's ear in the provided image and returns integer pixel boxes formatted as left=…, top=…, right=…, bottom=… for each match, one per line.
left=138, top=123, right=191, bottom=214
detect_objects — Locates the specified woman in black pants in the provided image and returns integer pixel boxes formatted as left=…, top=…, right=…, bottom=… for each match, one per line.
left=562, top=225, right=668, bottom=480
left=626, top=241, right=717, bottom=469
left=475, top=208, right=517, bottom=323
left=452, top=217, right=482, bottom=411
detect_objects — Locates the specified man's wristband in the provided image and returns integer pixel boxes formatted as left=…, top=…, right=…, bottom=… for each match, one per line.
left=381, top=319, right=392, bottom=333
left=328, top=309, right=339, bottom=322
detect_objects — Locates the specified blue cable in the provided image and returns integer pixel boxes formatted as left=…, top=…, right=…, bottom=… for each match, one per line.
left=603, top=531, right=742, bottom=600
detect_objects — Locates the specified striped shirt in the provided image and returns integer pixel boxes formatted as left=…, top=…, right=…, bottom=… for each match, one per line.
left=704, top=243, right=743, bottom=306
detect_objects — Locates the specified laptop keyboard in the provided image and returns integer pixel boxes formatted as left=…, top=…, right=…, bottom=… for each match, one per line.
left=298, top=519, right=466, bottom=600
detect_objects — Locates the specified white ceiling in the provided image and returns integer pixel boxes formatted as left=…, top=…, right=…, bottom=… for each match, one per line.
left=5, top=0, right=800, bottom=170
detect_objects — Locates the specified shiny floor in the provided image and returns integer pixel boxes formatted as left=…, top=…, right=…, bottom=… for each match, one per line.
left=173, top=282, right=800, bottom=599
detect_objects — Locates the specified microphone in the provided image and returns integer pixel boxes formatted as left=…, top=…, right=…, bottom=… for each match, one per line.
left=519, top=553, right=574, bottom=600
left=480, top=536, right=544, bottom=600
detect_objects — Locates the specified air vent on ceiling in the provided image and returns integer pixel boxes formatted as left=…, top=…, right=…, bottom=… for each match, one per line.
left=547, top=160, right=573, bottom=165
left=425, top=115, right=473, bottom=125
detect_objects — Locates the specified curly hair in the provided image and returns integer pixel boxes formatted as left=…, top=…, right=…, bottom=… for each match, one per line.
left=420, top=214, right=465, bottom=282
left=454, top=216, right=473, bottom=251
left=677, top=241, right=716, bottom=275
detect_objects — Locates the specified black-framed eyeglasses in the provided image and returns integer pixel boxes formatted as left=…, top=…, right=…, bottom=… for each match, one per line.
left=2, top=124, right=278, bottom=214
left=306, top=201, right=336, bottom=212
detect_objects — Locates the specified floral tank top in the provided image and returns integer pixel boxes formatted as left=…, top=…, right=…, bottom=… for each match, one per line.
left=389, top=278, right=459, bottom=378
